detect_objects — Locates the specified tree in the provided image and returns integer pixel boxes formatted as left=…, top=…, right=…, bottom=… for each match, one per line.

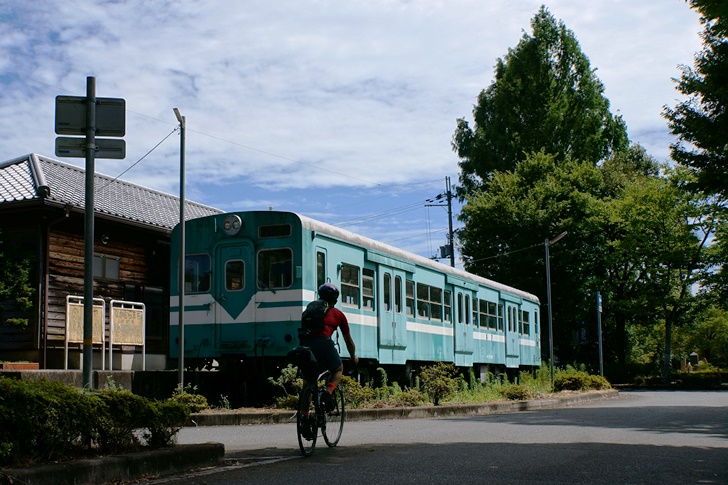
left=663, top=0, right=728, bottom=197
left=0, top=229, right=35, bottom=327
left=452, top=5, right=628, bottom=196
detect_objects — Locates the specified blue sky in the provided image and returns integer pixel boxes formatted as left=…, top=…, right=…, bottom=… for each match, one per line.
left=0, top=1, right=702, bottom=268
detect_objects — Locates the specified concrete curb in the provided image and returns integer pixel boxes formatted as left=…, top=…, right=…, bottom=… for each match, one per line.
left=188, top=389, right=619, bottom=426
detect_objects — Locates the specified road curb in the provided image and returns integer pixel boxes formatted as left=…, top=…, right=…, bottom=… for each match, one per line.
left=188, top=389, right=619, bottom=426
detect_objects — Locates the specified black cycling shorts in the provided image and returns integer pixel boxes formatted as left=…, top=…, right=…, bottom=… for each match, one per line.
left=299, top=336, right=342, bottom=374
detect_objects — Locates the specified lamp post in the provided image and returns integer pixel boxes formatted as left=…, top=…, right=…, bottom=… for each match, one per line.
left=545, top=231, right=567, bottom=389
left=174, top=108, right=185, bottom=388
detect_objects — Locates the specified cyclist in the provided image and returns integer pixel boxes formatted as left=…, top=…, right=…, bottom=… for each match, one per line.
left=300, top=283, right=359, bottom=405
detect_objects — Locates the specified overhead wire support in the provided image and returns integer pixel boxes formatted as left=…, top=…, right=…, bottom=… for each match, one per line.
left=425, top=176, right=455, bottom=267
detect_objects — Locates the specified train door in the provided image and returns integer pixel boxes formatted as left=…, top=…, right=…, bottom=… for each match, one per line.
left=378, top=267, right=407, bottom=348
left=214, top=243, right=255, bottom=347
left=453, top=289, right=474, bottom=363
left=504, top=302, right=520, bottom=368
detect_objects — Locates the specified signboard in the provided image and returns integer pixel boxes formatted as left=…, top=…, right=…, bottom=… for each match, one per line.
left=55, top=96, right=126, bottom=137
left=55, top=137, right=126, bottom=159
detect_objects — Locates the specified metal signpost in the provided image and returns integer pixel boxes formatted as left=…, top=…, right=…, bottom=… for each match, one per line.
left=597, top=292, right=604, bottom=377
left=55, top=77, right=125, bottom=388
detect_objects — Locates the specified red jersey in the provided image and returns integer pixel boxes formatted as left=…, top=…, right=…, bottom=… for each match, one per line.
left=313, top=307, right=350, bottom=338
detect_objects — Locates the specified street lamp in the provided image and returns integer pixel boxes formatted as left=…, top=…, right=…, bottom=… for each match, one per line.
left=545, top=231, right=567, bottom=389
left=174, top=108, right=186, bottom=388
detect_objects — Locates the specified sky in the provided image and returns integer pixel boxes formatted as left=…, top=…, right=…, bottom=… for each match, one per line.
left=0, top=0, right=704, bottom=268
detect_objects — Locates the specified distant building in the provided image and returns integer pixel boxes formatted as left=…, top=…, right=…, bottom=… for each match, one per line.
left=0, top=153, right=222, bottom=369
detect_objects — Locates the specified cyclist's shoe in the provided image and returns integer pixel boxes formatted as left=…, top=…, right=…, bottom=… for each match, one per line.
left=300, top=413, right=315, bottom=440
left=320, top=389, right=335, bottom=412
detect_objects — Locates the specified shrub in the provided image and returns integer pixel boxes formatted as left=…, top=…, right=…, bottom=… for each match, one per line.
left=170, top=383, right=209, bottom=413
left=96, top=388, right=149, bottom=453
left=144, top=400, right=190, bottom=449
left=419, top=362, right=458, bottom=405
left=499, top=384, right=531, bottom=401
left=340, top=375, right=376, bottom=408
left=554, top=370, right=611, bottom=391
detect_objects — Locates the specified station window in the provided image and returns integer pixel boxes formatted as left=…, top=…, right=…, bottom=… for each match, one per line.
left=225, top=260, right=244, bottom=291
left=259, top=224, right=291, bottom=238
left=257, top=248, right=293, bottom=289
left=184, top=254, right=211, bottom=293
left=444, top=290, right=451, bottom=323
left=363, top=268, right=375, bottom=310
left=341, top=263, right=360, bottom=306
left=94, top=254, right=120, bottom=280
left=395, top=276, right=402, bottom=313
left=406, top=280, right=415, bottom=316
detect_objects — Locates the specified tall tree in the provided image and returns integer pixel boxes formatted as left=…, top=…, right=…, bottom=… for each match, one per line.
left=663, top=0, right=728, bottom=197
left=452, top=5, right=628, bottom=196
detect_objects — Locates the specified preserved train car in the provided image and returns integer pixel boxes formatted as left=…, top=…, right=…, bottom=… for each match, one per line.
left=169, top=211, right=540, bottom=382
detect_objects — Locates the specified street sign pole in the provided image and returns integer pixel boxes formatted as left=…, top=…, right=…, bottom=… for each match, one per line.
left=597, top=292, right=603, bottom=377
left=83, top=76, right=96, bottom=389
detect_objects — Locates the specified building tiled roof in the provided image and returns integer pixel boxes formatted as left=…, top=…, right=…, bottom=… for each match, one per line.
left=0, top=153, right=223, bottom=231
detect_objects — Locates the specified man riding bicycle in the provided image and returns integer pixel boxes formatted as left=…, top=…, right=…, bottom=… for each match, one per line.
left=299, top=283, right=359, bottom=404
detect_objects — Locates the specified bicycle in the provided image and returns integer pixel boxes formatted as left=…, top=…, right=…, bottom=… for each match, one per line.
left=296, top=367, right=345, bottom=457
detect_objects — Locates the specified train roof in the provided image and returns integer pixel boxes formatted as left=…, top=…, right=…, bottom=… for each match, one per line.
left=292, top=212, right=539, bottom=304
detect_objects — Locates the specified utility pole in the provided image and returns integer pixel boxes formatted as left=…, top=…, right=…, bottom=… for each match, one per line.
left=174, top=108, right=186, bottom=388
left=426, top=176, right=455, bottom=267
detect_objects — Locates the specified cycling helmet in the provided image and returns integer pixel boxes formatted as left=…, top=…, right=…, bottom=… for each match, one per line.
left=318, top=283, right=340, bottom=302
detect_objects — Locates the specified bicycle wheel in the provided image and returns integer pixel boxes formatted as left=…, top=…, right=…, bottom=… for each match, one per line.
left=322, top=385, right=345, bottom=447
left=297, top=385, right=317, bottom=456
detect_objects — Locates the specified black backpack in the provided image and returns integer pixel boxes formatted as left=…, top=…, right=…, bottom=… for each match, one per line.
left=298, top=299, right=329, bottom=338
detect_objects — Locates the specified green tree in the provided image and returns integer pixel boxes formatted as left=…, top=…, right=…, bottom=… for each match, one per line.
left=663, top=0, right=728, bottom=197
left=0, top=229, right=35, bottom=327
left=452, top=5, right=628, bottom=196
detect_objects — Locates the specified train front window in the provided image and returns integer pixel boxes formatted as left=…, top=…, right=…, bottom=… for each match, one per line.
left=184, top=254, right=211, bottom=293
left=257, top=248, right=293, bottom=289
left=225, top=260, right=244, bottom=291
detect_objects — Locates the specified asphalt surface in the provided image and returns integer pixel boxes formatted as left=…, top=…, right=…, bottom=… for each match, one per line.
left=0, top=390, right=618, bottom=485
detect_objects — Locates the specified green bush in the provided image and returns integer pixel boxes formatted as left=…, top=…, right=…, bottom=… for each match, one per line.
left=0, top=377, right=190, bottom=467
left=170, top=383, right=209, bottom=413
left=340, top=375, right=376, bottom=408
left=419, top=362, right=458, bottom=405
left=554, top=370, right=611, bottom=391
left=499, top=384, right=532, bottom=401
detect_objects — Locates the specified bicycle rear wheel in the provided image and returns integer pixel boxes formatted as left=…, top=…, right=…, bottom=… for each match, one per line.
left=297, top=385, right=317, bottom=456
left=322, top=385, right=345, bottom=447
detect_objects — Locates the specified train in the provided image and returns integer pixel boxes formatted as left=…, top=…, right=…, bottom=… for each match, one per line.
left=169, top=211, right=541, bottom=384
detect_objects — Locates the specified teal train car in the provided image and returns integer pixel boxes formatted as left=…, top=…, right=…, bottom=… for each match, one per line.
left=170, top=211, right=540, bottom=382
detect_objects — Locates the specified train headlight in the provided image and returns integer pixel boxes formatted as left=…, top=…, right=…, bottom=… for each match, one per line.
left=222, top=214, right=242, bottom=236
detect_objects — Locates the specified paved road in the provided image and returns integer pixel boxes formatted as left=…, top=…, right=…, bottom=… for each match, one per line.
left=156, top=390, right=727, bottom=484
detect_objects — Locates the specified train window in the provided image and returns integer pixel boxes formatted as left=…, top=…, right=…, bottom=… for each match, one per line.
left=522, top=310, right=530, bottom=335
left=363, top=268, right=375, bottom=310
left=225, top=260, right=245, bottom=291
left=473, top=298, right=479, bottom=327
left=457, top=293, right=463, bottom=324
left=416, top=283, right=429, bottom=318
left=257, top=248, right=293, bottom=289
left=317, top=251, right=325, bottom=289
left=484, top=301, right=497, bottom=330
left=465, top=296, right=471, bottom=325
left=395, top=276, right=402, bottom=313
left=497, top=303, right=504, bottom=331
left=444, top=290, right=451, bottom=323
left=534, top=310, right=539, bottom=335
left=384, top=273, right=391, bottom=312
left=259, top=224, right=292, bottom=238
left=430, top=287, right=442, bottom=321
left=406, top=280, right=415, bottom=316
left=184, top=254, right=211, bottom=293
left=341, top=263, right=360, bottom=307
